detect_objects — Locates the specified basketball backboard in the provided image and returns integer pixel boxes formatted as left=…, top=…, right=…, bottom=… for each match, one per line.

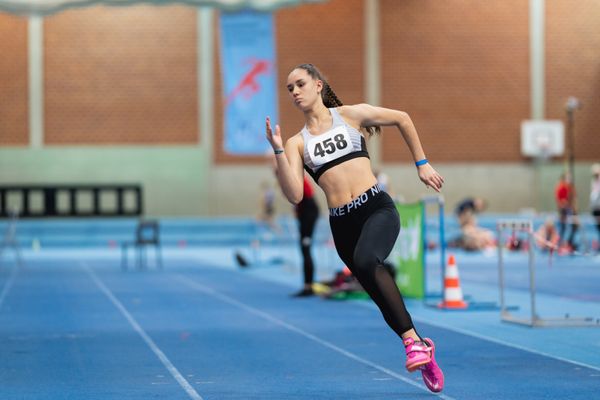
left=521, top=120, right=564, bottom=159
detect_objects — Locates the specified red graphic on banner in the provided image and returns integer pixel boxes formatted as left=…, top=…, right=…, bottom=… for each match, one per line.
left=225, top=59, right=270, bottom=106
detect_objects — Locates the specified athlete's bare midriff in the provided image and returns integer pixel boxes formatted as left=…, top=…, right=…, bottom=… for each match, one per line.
left=315, top=157, right=378, bottom=208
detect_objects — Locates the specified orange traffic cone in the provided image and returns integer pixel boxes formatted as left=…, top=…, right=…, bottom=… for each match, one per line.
left=438, top=254, right=468, bottom=309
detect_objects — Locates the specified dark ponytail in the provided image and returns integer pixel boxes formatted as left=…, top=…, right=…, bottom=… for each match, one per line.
left=294, top=63, right=381, bottom=137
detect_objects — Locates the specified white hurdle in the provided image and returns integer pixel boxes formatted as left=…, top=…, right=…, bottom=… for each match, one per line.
left=497, top=219, right=599, bottom=327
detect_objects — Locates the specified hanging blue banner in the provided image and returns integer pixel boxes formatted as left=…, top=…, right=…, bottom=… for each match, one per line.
left=220, top=11, right=278, bottom=155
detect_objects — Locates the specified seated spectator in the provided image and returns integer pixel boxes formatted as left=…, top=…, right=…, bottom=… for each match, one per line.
left=455, top=197, right=488, bottom=228
left=452, top=197, right=495, bottom=251
left=535, top=218, right=560, bottom=252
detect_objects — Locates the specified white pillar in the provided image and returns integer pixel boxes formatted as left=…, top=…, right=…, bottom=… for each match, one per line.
left=28, top=16, right=44, bottom=148
left=529, top=0, right=547, bottom=211
left=198, top=8, right=216, bottom=215
left=198, top=8, right=214, bottom=159
left=364, top=0, right=381, bottom=168
left=530, top=0, right=545, bottom=119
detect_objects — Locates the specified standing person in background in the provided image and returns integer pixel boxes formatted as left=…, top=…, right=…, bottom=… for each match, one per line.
left=266, top=63, right=444, bottom=393
left=234, top=179, right=279, bottom=268
left=375, top=169, right=397, bottom=200
left=555, top=172, right=579, bottom=252
left=292, top=175, right=320, bottom=297
left=257, top=180, right=279, bottom=232
left=590, top=164, right=600, bottom=250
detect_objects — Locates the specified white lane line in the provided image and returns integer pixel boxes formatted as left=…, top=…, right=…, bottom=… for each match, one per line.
left=231, top=261, right=600, bottom=374
left=175, top=274, right=455, bottom=400
left=358, top=301, right=600, bottom=373
left=84, top=265, right=203, bottom=400
left=0, top=265, right=20, bottom=312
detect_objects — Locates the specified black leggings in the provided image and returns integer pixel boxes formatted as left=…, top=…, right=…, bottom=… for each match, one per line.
left=297, top=198, right=319, bottom=285
left=329, top=185, right=415, bottom=337
left=558, top=207, right=579, bottom=247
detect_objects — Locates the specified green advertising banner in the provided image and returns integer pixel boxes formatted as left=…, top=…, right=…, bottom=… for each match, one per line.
left=393, top=202, right=425, bottom=298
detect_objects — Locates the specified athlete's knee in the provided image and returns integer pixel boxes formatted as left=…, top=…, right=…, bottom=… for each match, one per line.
left=301, top=236, right=312, bottom=247
left=352, top=251, right=380, bottom=275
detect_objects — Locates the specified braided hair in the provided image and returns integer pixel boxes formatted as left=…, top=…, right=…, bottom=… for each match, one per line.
left=295, top=63, right=381, bottom=137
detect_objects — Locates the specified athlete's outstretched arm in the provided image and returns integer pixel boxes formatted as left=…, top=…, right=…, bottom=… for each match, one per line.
left=340, top=104, right=444, bottom=192
left=265, top=117, right=304, bottom=204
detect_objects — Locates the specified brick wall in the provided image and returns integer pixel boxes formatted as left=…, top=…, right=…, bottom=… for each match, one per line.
left=0, top=14, right=28, bottom=146
left=0, top=1, right=598, bottom=162
left=380, top=0, right=530, bottom=163
left=44, top=5, right=198, bottom=145
left=546, top=0, right=600, bottom=160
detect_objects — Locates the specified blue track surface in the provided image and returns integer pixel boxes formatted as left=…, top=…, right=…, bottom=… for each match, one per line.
left=0, top=218, right=599, bottom=399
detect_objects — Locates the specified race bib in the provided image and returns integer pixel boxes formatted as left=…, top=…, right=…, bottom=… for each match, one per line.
left=307, top=126, right=353, bottom=167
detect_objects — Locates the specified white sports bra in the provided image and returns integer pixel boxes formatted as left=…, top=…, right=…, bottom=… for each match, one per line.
left=302, top=108, right=369, bottom=182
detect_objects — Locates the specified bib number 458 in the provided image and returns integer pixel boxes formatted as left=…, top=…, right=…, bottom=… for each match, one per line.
left=313, top=134, right=348, bottom=158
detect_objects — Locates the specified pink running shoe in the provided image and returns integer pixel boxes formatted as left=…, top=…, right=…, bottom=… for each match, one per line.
left=419, top=338, right=444, bottom=393
left=403, top=337, right=431, bottom=372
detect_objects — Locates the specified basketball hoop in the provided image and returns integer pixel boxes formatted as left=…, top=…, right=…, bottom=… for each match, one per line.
left=534, top=134, right=552, bottom=162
